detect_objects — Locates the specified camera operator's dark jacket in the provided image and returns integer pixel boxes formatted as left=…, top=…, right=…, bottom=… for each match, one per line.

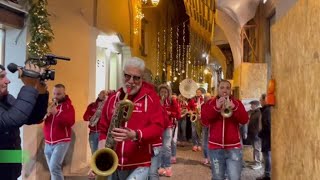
left=0, top=86, right=49, bottom=179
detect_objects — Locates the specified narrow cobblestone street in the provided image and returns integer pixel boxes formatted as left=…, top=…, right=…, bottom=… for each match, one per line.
left=160, top=145, right=263, bottom=180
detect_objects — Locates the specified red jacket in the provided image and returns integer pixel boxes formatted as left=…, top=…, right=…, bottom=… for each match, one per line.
left=83, top=98, right=104, bottom=133
left=151, top=105, right=169, bottom=148
left=152, top=98, right=180, bottom=148
left=43, top=95, right=75, bottom=145
left=162, top=98, right=181, bottom=128
left=201, top=96, right=248, bottom=150
left=98, top=82, right=165, bottom=170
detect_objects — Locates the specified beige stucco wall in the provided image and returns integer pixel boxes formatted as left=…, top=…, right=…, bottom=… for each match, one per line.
left=47, top=0, right=96, bottom=121
left=23, top=0, right=97, bottom=178
left=271, top=0, right=320, bottom=179
left=96, top=0, right=131, bottom=46
left=233, top=63, right=267, bottom=99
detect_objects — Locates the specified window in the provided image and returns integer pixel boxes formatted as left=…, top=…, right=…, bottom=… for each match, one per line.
left=0, top=28, right=4, bottom=65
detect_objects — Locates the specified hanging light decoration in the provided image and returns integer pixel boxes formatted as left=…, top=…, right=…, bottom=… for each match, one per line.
left=151, top=0, right=160, bottom=6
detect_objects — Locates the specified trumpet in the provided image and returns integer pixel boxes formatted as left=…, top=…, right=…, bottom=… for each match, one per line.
left=45, top=98, right=58, bottom=118
left=221, top=95, right=233, bottom=118
left=91, top=89, right=134, bottom=178
left=160, top=95, right=166, bottom=105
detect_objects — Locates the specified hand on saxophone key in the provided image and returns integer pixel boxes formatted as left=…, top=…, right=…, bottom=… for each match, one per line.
left=111, top=128, right=137, bottom=142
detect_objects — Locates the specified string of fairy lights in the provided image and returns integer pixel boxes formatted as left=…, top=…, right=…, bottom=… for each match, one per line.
left=154, top=19, right=211, bottom=84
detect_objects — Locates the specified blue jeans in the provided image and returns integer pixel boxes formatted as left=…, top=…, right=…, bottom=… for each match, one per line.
left=108, top=167, right=150, bottom=180
left=191, top=122, right=201, bottom=146
left=208, top=149, right=242, bottom=180
left=202, top=127, right=209, bottom=159
left=89, top=132, right=99, bottom=154
left=44, top=142, right=71, bottom=180
left=178, top=117, right=187, bottom=142
left=263, top=151, right=271, bottom=177
left=171, top=124, right=178, bottom=157
left=149, top=147, right=161, bottom=180
left=160, top=128, right=172, bottom=168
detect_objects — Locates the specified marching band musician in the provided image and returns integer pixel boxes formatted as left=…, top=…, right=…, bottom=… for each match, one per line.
left=83, top=90, right=108, bottom=155
left=157, top=84, right=181, bottom=177
left=177, top=94, right=188, bottom=147
left=202, top=93, right=213, bottom=165
left=189, top=88, right=204, bottom=152
left=43, top=84, right=75, bottom=180
left=201, top=80, right=248, bottom=180
left=97, top=57, right=165, bottom=180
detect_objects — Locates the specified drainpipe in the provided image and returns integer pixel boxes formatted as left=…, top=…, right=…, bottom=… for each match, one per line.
left=128, top=0, right=133, bottom=47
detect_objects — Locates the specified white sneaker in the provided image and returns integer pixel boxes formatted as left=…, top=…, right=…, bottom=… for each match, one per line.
left=251, top=164, right=262, bottom=170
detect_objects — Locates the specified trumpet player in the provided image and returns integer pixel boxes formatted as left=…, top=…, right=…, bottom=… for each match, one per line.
left=157, top=84, right=181, bottom=177
left=43, top=84, right=75, bottom=180
left=201, top=80, right=248, bottom=180
left=97, top=57, right=165, bottom=180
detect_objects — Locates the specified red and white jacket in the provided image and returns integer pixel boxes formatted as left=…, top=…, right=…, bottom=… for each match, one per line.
left=83, top=98, right=104, bottom=133
left=151, top=97, right=180, bottom=149
left=43, top=95, right=75, bottom=145
left=187, top=96, right=203, bottom=111
left=201, top=96, right=248, bottom=150
left=151, top=105, right=169, bottom=149
left=162, top=97, right=181, bottom=128
left=98, top=82, right=165, bottom=170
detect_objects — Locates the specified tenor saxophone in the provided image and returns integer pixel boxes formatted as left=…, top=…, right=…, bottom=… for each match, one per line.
left=91, top=89, right=134, bottom=178
left=89, top=100, right=105, bottom=127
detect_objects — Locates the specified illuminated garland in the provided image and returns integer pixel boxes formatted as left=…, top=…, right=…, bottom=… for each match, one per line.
left=27, top=0, right=54, bottom=58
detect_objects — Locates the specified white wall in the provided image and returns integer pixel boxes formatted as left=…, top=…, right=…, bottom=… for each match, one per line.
left=4, top=25, right=28, bottom=180
left=4, top=27, right=27, bottom=97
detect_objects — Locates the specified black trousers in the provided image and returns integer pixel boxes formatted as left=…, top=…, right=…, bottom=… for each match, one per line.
left=0, top=163, right=21, bottom=180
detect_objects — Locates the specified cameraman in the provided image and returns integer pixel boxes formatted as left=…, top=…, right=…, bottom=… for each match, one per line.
left=0, top=63, right=49, bottom=179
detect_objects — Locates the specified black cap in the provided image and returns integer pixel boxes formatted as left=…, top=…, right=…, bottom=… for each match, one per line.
left=249, top=100, right=260, bottom=106
left=0, top=65, right=5, bottom=72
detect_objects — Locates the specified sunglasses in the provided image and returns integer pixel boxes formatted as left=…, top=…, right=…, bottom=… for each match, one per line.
left=124, top=73, right=141, bottom=82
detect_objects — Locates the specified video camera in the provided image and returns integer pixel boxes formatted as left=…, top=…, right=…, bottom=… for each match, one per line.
left=7, top=54, right=71, bottom=81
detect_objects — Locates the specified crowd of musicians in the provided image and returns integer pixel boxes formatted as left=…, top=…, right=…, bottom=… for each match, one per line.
left=0, top=57, right=271, bottom=180
left=82, top=57, right=271, bottom=180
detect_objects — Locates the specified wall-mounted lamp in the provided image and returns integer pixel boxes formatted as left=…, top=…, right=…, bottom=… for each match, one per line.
left=151, top=0, right=160, bottom=6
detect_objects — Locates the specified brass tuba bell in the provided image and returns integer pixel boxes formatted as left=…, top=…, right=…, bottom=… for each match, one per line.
left=90, top=89, right=134, bottom=178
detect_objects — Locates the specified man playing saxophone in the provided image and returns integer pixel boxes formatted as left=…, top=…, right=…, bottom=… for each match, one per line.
left=83, top=90, right=114, bottom=155
left=189, top=89, right=204, bottom=152
left=97, top=57, right=165, bottom=180
left=201, top=80, right=248, bottom=180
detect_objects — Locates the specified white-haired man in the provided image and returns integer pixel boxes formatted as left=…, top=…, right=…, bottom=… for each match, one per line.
left=98, top=57, right=165, bottom=180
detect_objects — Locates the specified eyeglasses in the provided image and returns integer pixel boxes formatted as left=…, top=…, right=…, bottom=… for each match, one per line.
left=124, top=73, right=141, bottom=82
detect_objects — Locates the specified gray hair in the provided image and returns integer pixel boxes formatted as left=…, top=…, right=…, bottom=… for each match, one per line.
left=123, top=57, right=145, bottom=73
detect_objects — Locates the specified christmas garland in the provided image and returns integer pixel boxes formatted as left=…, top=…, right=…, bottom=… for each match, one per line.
left=27, top=0, right=54, bottom=58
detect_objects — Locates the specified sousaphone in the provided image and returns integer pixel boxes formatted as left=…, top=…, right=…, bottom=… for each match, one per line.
left=179, top=78, right=202, bottom=137
left=179, top=78, right=199, bottom=99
